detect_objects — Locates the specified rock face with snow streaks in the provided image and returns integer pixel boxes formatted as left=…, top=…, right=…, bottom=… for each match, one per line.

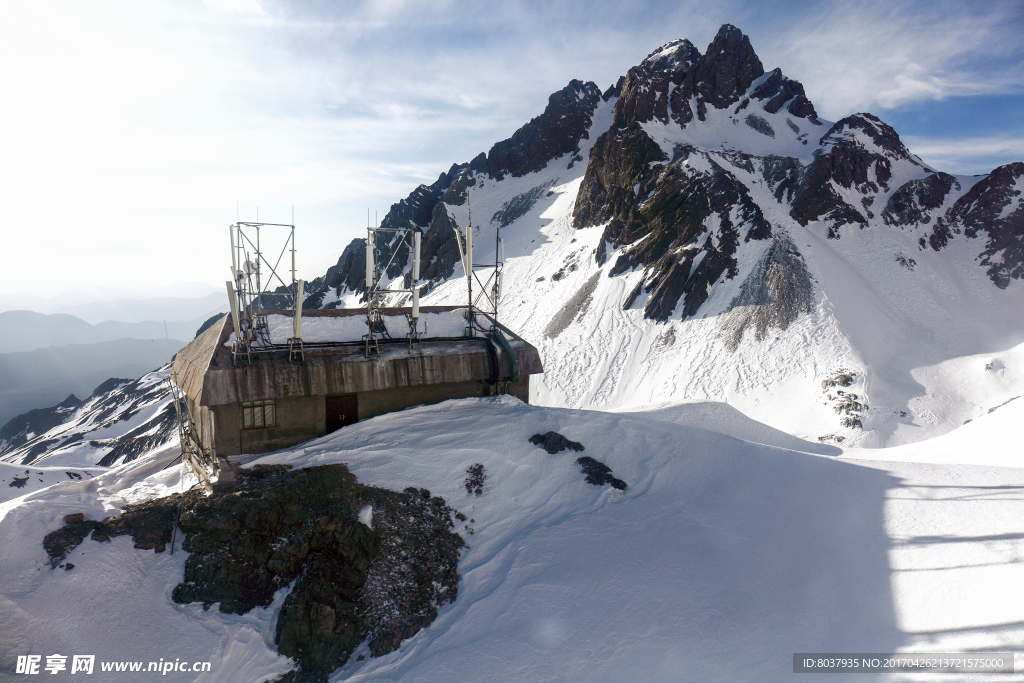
left=929, top=162, right=1024, bottom=287
left=0, top=370, right=176, bottom=467
left=306, top=23, right=1021, bottom=323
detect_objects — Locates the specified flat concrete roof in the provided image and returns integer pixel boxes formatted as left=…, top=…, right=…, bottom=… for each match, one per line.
left=173, top=306, right=543, bottom=407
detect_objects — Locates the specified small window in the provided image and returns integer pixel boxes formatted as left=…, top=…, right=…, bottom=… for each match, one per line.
left=242, top=400, right=276, bottom=430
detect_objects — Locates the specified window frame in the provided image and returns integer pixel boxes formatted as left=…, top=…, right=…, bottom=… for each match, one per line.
left=241, top=399, right=276, bottom=430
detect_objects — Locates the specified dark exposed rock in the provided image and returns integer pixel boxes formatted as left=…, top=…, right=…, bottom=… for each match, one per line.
left=91, top=378, right=132, bottom=398
left=10, top=375, right=180, bottom=468
left=419, top=202, right=463, bottom=288
left=43, top=517, right=103, bottom=567
left=9, top=475, right=28, bottom=488
left=822, top=371, right=856, bottom=391
left=486, top=80, right=602, bottom=179
left=597, top=152, right=770, bottom=322
left=932, top=162, right=1024, bottom=288
left=614, top=39, right=701, bottom=129
left=464, top=463, right=485, bottom=496
left=575, top=456, right=627, bottom=490
left=685, top=24, right=764, bottom=114
left=602, top=76, right=625, bottom=101
left=745, top=114, right=775, bottom=137
left=573, top=123, right=668, bottom=231
left=790, top=154, right=868, bottom=233
left=529, top=431, right=584, bottom=454
left=883, top=173, right=958, bottom=227
left=195, top=313, right=226, bottom=339
left=790, top=114, right=914, bottom=235
left=608, top=26, right=816, bottom=133
left=762, top=155, right=803, bottom=203
left=491, top=182, right=554, bottom=228
left=42, top=464, right=464, bottom=681
left=96, top=401, right=179, bottom=466
left=0, top=394, right=81, bottom=456
left=819, top=113, right=912, bottom=160
left=895, top=254, right=917, bottom=270
left=750, top=68, right=818, bottom=121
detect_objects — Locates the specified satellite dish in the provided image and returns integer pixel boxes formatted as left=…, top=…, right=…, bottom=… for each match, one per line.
left=244, top=260, right=257, bottom=275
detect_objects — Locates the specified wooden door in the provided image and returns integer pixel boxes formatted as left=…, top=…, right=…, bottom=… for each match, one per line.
left=326, top=394, right=358, bottom=433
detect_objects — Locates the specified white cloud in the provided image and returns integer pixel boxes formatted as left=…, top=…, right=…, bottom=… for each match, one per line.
left=758, top=0, right=1024, bottom=118
left=903, top=135, right=1024, bottom=176
left=203, top=0, right=268, bottom=17
left=0, top=0, right=1019, bottom=297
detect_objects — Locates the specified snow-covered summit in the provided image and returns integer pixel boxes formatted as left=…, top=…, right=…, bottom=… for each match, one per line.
left=294, top=24, right=1022, bottom=449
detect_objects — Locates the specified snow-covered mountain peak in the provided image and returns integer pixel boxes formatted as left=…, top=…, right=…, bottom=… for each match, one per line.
left=289, top=24, right=1023, bottom=448
left=642, top=38, right=699, bottom=68
left=819, top=112, right=916, bottom=163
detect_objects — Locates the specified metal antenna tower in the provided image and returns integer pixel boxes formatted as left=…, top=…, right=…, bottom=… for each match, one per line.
left=453, top=195, right=505, bottom=332
left=364, top=214, right=422, bottom=356
left=226, top=221, right=299, bottom=364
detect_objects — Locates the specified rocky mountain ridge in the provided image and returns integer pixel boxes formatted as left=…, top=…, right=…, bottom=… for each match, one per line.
left=289, top=23, right=1022, bottom=447
left=306, top=24, right=1020, bottom=314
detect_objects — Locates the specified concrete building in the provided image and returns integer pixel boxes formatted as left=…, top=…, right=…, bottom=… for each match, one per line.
left=171, top=307, right=542, bottom=474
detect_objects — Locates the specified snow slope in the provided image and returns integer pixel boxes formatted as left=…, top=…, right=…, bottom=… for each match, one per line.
left=317, top=30, right=1024, bottom=451
left=3, top=397, right=1022, bottom=681
left=0, top=367, right=177, bottom=477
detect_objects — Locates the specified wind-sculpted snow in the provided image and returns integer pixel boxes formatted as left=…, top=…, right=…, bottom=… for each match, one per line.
left=4, top=398, right=1024, bottom=680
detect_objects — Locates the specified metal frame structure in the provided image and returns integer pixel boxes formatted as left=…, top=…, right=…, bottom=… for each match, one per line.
left=364, top=217, right=423, bottom=356
left=166, top=376, right=216, bottom=491
left=226, top=221, right=303, bottom=365
left=451, top=199, right=505, bottom=334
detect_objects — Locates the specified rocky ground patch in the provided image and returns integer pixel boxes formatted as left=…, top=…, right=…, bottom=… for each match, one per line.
left=43, top=463, right=465, bottom=682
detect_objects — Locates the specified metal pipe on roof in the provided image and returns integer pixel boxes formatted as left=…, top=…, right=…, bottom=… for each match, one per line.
left=366, top=231, right=374, bottom=292
left=226, top=281, right=241, bottom=341
left=293, top=279, right=304, bottom=340
left=412, top=231, right=421, bottom=282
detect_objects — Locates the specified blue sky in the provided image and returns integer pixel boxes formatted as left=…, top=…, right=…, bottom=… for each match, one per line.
left=0, top=0, right=1021, bottom=301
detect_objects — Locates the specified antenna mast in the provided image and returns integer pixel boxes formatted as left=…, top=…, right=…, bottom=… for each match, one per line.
left=364, top=212, right=422, bottom=356
left=454, top=190, right=504, bottom=333
left=226, top=218, right=298, bottom=365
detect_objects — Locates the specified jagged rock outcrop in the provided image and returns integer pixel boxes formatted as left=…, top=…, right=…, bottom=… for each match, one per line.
left=300, top=80, right=604, bottom=306
left=790, top=114, right=916, bottom=233
left=883, top=172, right=959, bottom=227
left=609, top=151, right=772, bottom=321
left=718, top=236, right=816, bottom=350
left=484, top=79, right=602, bottom=179
left=573, top=25, right=826, bottom=322
left=929, top=162, right=1024, bottom=287
left=297, top=22, right=1022, bottom=325
left=43, top=463, right=465, bottom=682
left=614, top=39, right=701, bottom=128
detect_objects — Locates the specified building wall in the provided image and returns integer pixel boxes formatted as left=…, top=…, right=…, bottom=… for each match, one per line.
left=213, top=394, right=324, bottom=457
left=210, top=378, right=530, bottom=457
left=186, top=396, right=216, bottom=459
